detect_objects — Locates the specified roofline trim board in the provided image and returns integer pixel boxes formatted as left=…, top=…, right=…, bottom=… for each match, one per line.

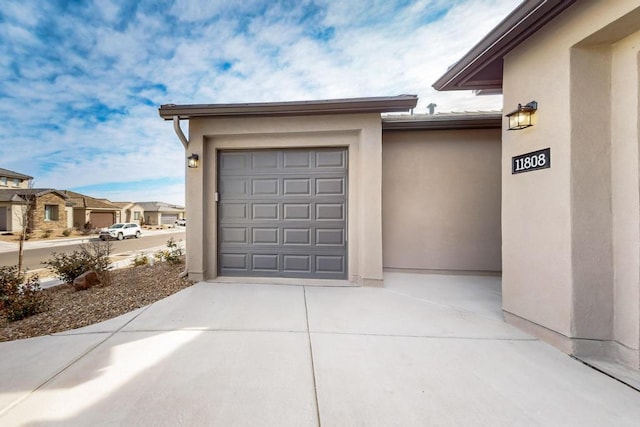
left=382, top=114, right=502, bottom=131
left=158, top=95, right=418, bottom=120
left=432, top=0, right=576, bottom=91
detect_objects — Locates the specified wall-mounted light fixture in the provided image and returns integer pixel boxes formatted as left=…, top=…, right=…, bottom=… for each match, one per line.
left=506, top=101, right=538, bottom=130
left=187, top=153, right=199, bottom=168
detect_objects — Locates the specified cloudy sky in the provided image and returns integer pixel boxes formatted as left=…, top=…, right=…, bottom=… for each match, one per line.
left=0, top=0, right=520, bottom=205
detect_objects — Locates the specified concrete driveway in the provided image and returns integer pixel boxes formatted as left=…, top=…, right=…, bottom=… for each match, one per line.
left=1, top=272, right=639, bottom=426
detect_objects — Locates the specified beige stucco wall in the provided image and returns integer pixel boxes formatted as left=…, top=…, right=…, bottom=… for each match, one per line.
left=382, top=129, right=501, bottom=272
left=186, top=113, right=384, bottom=286
left=0, top=203, right=26, bottom=232
left=502, top=0, right=640, bottom=367
left=65, top=206, right=73, bottom=229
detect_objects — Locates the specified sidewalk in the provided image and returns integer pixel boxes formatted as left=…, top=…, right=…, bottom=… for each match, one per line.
left=1, top=272, right=638, bottom=425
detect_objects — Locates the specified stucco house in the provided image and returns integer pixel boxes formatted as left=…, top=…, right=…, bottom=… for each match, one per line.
left=159, top=97, right=502, bottom=285
left=0, top=168, right=74, bottom=233
left=159, top=0, right=640, bottom=378
left=433, top=0, right=640, bottom=373
left=62, top=190, right=121, bottom=229
left=0, top=168, right=32, bottom=189
left=136, top=201, right=185, bottom=226
left=112, top=202, right=145, bottom=225
left=0, top=188, right=72, bottom=233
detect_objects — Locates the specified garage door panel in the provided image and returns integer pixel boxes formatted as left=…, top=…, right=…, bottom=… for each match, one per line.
left=221, top=227, right=248, bottom=244
left=220, top=203, right=248, bottom=221
left=252, top=179, right=279, bottom=196
left=283, top=178, right=311, bottom=195
left=252, top=203, right=279, bottom=220
left=220, top=253, right=247, bottom=270
left=284, top=229, right=311, bottom=245
left=316, top=150, right=346, bottom=168
left=252, top=228, right=279, bottom=244
left=220, top=152, right=249, bottom=170
left=316, top=204, right=344, bottom=221
left=283, top=255, right=311, bottom=273
left=252, top=254, right=279, bottom=271
left=316, top=178, right=344, bottom=195
left=221, top=178, right=248, bottom=197
left=283, top=204, right=311, bottom=220
left=284, top=151, right=311, bottom=168
left=218, top=148, right=347, bottom=279
left=316, top=255, right=345, bottom=274
left=252, top=151, right=278, bottom=169
left=316, top=229, right=344, bottom=246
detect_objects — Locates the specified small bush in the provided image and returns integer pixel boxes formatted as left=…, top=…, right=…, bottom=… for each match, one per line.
left=155, top=238, right=184, bottom=265
left=43, top=240, right=113, bottom=284
left=0, top=266, right=47, bottom=321
left=132, top=253, right=149, bottom=267
left=62, top=229, right=72, bottom=237
left=81, top=222, right=94, bottom=236
left=41, top=230, right=51, bottom=239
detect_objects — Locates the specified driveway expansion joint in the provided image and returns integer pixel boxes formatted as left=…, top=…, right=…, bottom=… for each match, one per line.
left=304, top=286, right=322, bottom=427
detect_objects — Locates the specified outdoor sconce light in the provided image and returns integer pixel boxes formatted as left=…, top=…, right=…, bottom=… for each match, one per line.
left=187, top=153, right=199, bottom=168
left=506, top=101, right=538, bottom=130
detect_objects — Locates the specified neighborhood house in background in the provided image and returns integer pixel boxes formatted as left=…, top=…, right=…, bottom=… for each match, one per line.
left=0, top=168, right=185, bottom=234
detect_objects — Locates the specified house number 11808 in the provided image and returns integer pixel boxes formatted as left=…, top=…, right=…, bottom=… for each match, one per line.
left=512, top=148, right=551, bottom=174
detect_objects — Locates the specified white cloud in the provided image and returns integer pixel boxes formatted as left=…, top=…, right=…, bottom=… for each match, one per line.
left=0, top=0, right=521, bottom=204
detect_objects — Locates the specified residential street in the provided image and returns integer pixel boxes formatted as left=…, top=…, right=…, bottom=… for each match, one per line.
left=0, top=230, right=185, bottom=271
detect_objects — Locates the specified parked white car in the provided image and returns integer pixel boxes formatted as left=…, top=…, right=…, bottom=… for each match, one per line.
left=175, top=218, right=186, bottom=226
left=99, top=223, right=141, bottom=241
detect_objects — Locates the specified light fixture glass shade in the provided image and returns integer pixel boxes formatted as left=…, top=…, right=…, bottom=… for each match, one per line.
left=187, top=153, right=199, bottom=168
left=506, top=101, right=537, bottom=130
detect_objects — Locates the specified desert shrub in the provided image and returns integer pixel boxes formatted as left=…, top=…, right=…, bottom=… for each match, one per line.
left=81, top=222, right=94, bottom=236
left=62, top=229, right=72, bottom=237
left=0, top=266, right=47, bottom=321
left=43, top=240, right=113, bottom=284
left=132, top=253, right=149, bottom=267
left=155, top=238, right=184, bottom=265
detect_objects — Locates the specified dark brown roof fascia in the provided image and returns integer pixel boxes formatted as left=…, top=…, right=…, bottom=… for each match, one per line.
left=432, top=0, right=576, bottom=91
left=382, top=113, right=502, bottom=131
left=159, top=95, right=418, bottom=120
left=0, top=168, right=33, bottom=180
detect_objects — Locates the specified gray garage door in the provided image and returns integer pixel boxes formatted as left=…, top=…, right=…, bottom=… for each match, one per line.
left=218, top=148, right=347, bottom=279
left=162, top=214, right=178, bottom=225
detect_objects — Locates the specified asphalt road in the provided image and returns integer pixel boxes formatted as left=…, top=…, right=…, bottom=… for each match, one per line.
left=0, top=231, right=186, bottom=271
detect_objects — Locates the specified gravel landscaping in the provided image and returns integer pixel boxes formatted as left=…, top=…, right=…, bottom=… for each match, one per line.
left=0, top=261, right=193, bottom=342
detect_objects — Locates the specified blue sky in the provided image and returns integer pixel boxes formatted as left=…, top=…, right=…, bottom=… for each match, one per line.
left=0, top=0, right=519, bottom=205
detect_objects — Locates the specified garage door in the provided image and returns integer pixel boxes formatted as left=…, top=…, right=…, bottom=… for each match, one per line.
left=218, top=148, right=347, bottom=279
left=0, top=207, right=6, bottom=231
left=162, top=214, right=178, bottom=225
left=90, top=212, right=114, bottom=229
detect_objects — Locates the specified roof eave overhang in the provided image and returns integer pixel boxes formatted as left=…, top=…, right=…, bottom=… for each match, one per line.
left=158, top=95, right=418, bottom=120
left=432, top=0, right=576, bottom=92
left=382, top=114, right=502, bottom=131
